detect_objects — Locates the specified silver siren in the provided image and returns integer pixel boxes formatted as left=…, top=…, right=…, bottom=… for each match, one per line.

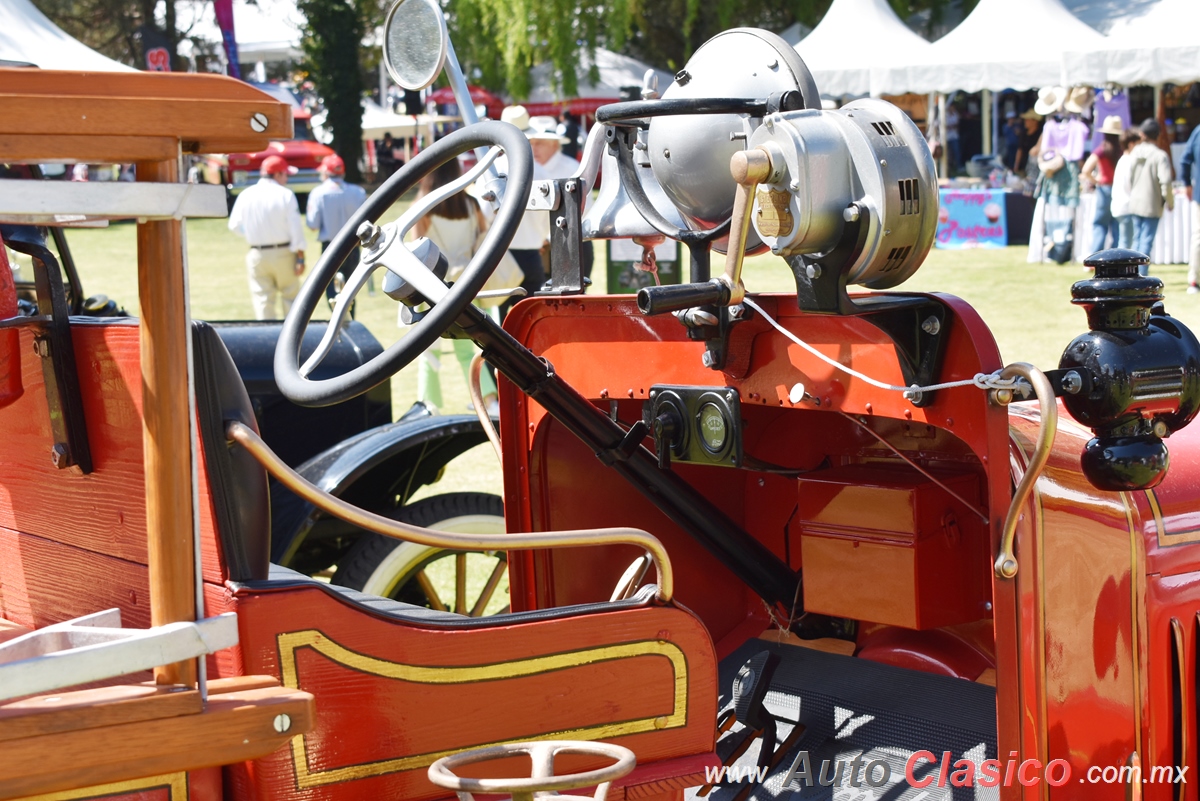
left=745, top=99, right=938, bottom=288
left=646, top=29, right=821, bottom=237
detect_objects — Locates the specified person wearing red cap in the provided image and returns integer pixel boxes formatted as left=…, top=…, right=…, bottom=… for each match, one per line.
left=228, top=154, right=307, bottom=319
left=307, top=153, right=368, bottom=313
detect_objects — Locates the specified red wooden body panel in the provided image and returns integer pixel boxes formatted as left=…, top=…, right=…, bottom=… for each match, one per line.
left=0, top=320, right=243, bottom=669
left=226, top=582, right=717, bottom=800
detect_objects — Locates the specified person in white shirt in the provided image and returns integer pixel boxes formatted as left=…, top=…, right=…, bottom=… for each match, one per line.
left=228, top=155, right=307, bottom=320
left=528, top=114, right=594, bottom=283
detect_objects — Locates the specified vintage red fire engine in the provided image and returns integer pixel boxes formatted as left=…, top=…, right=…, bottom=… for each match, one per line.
left=2, top=2, right=1200, bottom=800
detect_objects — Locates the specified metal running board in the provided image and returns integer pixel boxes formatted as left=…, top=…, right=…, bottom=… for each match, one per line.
left=696, top=639, right=997, bottom=800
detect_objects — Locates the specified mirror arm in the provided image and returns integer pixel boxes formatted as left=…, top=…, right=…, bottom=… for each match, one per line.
left=443, top=39, right=498, bottom=175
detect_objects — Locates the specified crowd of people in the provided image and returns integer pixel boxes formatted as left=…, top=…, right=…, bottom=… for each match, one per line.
left=937, top=84, right=1188, bottom=274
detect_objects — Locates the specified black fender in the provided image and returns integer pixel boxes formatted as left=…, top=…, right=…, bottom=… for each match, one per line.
left=270, top=407, right=491, bottom=573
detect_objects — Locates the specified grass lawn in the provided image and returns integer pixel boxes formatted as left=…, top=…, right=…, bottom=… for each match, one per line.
left=49, top=209, right=1200, bottom=505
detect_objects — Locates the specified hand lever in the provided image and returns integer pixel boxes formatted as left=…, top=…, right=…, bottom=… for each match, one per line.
left=722, top=148, right=773, bottom=306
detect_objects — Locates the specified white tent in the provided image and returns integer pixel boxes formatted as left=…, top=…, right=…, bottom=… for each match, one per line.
left=776, top=21, right=812, bottom=48
left=526, top=48, right=672, bottom=102
left=1062, top=0, right=1200, bottom=86
left=312, top=100, right=454, bottom=143
left=0, top=0, right=134, bottom=71
left=793, top=0, right=932, bottom=97
left=874, top=0, right=1106, bottom=94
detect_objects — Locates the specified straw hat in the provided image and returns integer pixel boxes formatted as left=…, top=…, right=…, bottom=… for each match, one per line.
left=1098, top=115, right=1124, bottom=136
left=500, top=104, right=531, bottom=132
left=1064, top=86, right=1094, bottom=114
left=500, top=106, right=568, bottom=142
left=1034, top=86, right=1066, bottom=116
left=527, top=115, right=569, bottom=142
left=1020, top=109, right=1043, bottom=121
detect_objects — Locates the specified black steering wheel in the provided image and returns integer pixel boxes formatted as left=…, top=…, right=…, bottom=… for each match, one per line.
left=274, top=121, right=533, bottom=407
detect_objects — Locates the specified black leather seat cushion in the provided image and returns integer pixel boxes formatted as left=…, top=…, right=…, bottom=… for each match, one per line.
left=234, top=563, right=659, bottom=630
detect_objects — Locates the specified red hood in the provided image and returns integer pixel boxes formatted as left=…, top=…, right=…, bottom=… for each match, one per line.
left=227, top=138, right=333, bottom=171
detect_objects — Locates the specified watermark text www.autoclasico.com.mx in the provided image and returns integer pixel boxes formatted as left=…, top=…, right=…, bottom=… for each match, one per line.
left=704, top=751, right=1190, bottom=789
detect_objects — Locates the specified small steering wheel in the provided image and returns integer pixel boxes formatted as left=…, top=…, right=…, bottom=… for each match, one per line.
left=275, top=121, right=533, bottom=407
left=427, top=740, right=636, bottom=801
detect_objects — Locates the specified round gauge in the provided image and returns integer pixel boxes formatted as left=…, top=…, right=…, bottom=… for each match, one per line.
left=697, top=402, right=729, bottom=454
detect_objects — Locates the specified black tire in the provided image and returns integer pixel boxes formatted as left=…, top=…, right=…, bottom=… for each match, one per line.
left=333, top=492, right=507, bottom=614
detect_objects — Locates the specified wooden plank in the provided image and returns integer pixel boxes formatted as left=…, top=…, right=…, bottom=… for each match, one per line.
left=0, top=528, right=151, bottom=630
left=0, top=69, right=282, bottom=103
left=0, top=324, right=225, bottom=585
left=205, top=676, right=281, bottom=694
left=0, top=136, right=177, bottom=165
left=136, top=160, right=195, bottom=688
left=0, top=181, right=228, bottom=223
left=0, top=684, right=200, bottom=743
left=0, top=95, right=289, bottom=153
left=0, top=685, right=314, bottom=800
left=0, top=620, right=31, bottom=646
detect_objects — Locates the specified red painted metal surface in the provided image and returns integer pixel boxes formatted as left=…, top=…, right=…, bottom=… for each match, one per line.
left=228, top=581, right=717, bottom=800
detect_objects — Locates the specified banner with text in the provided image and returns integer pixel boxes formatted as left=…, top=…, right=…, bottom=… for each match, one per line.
left=936, top=189, right=1007, bottom=249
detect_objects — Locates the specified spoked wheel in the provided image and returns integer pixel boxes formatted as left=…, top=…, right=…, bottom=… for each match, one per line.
left=334, top=493, right=509, bottom=616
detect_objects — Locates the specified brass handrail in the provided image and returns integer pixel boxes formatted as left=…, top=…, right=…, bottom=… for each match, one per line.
left=226, top=420, right=674, bottom=603
left=994, top=363, right=1057, bottom=579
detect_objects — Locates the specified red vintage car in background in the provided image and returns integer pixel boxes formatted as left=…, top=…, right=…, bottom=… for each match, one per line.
left=208, top=82, right=334, bottom=203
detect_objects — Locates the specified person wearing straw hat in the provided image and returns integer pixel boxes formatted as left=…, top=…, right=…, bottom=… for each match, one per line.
left=526, top=114, right=595, bottom=283
left=1080, top=116, right=1125, bottom=254
left=496, top=105, right=552, bottom=313
left=496, top=105, right=594, bottom=313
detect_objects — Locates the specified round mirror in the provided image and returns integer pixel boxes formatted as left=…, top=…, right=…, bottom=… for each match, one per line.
left=382, top=0, right=448, bottom=91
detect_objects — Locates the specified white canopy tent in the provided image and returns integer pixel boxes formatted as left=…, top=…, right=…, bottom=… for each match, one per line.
left=526, top=48, right=672, bottom=103
left=794, top=0, right=933, bottom=98
left=873, top=0, right=1106, bottom=95
left=0, top=0, right=134, bottom=71
left=1062, top=0, right=1200, bottom=86
left=775, top=21, right=812, bottom=48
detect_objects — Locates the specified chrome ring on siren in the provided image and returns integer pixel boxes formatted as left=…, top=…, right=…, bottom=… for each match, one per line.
left=646, top=29, right=821, bottom=238
left=745, top=97, right=939, bottom=289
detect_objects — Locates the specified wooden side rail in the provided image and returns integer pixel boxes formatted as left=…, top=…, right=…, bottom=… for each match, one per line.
left=0, top=677, right=313, bottom=800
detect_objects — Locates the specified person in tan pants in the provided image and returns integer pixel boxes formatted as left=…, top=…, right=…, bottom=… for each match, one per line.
left=228, top=155, right=307, bottom=319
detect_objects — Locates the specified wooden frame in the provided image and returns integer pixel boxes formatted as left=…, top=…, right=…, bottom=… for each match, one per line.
left=0, top=68, right=308, bottom=797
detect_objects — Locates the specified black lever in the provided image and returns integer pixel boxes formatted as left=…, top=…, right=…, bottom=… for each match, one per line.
left=638, top=280, right=730, bottom=316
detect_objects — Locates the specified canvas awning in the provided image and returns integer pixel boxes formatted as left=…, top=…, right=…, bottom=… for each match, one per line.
left=0, top=0, right=134, bottom=71
left=526, top=48, right=672, bottom=104
left=873, top=0, right=1106, bottom=94
left=794, top=0, right=932, bottom=97
left=1062, top=0, right=1200, bottom=86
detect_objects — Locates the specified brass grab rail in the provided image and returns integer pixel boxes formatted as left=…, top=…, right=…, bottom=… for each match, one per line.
left=994, top=363, right=1057, bottom=579
left=226, top=420, right=674, bottom=603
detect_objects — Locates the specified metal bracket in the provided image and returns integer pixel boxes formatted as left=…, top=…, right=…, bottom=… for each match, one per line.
left=545, top=178, right=587, bottom=295
left=4, top=232, right=93, bottom=472
left=0, top=609, right=238, bottom=702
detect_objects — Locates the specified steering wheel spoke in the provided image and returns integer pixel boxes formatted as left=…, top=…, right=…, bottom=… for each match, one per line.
left=275, top=122, right=533, bottom=407
left=376, top=237, right=452, bottom=305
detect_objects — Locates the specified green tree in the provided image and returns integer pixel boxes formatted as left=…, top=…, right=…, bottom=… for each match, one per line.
left=445, top=0, right=969, bottom=98
left=297, top=0, right=372, bottom=183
